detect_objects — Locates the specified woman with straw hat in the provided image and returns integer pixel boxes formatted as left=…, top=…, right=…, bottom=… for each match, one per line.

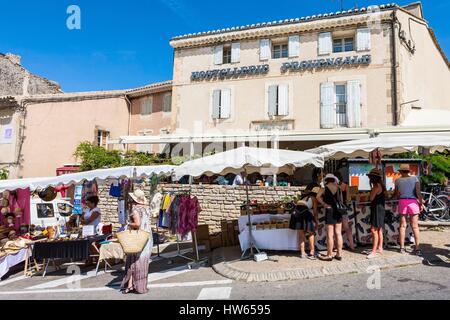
left=121, top=189, right=153, bottom=294
left=367, top=168, right=386, bottom=259
left=394, top=164, right=423, bottom=256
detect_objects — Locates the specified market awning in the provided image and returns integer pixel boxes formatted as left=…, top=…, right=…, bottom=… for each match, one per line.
left=306, top=133, right=450, bottom=159
left=0, top=166, right=176, bottom=192
left=174, top=147, right=324, bottom=180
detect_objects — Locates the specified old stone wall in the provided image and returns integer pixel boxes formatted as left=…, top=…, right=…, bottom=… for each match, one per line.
left=98, top=182, right=304, bottom=233
left=0, top=53, right=61, bottom=96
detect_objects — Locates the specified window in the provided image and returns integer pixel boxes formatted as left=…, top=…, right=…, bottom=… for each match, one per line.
left=140, top=97, right=152, bottom=115
left=96, top=130, right=110, bottom=148
left=212, top=89, right=231, bottom=120
left=335, top=84, right=348, bottom=127
left=223, top=46, right=232, bottom=64
left=37, top=204, right=55, bottom=219
left=268, top=84, right=289, bottom=117
left=163, top=93, right=172, bottom=113
left=214, top=43, right=240, bottom=65
left=333, top=37, right=354, bottom=53
left=273, top=44, right=288, bottom=59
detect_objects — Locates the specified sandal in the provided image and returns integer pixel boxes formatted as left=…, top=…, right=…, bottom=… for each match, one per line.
left=121, top=288, right=134, bottom=295
left=319, top=256, right=333, bottom=262
left=307, top=254, right=317, bottom=260
left=334, top=256, right=343, bottom=261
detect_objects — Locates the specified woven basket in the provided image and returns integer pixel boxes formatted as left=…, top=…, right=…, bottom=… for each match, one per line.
left=116, top=229, right=150, bottom=254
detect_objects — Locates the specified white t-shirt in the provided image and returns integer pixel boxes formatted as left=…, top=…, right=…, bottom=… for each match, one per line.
left=83, top=207, right=101, bottom=231
left=233, top=174, right=244, bottom=186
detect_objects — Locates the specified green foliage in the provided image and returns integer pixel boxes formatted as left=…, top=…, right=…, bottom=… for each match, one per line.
left=0, top=168, right=9, bottom=180
left=74, top=142, right=175, bottom=172
left=421, top=152, right=450, bottom=186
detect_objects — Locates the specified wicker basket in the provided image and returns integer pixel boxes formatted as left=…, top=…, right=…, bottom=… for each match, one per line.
left=116, top=229, right=150, bottom=254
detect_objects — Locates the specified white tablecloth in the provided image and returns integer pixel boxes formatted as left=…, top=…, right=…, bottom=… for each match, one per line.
left=0, top=248, right=29, bottom=279
left=238, top=214, right=298, bottom=251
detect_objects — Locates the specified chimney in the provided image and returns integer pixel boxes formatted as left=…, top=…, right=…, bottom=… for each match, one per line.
left=5, top=53, right=22, bottom=65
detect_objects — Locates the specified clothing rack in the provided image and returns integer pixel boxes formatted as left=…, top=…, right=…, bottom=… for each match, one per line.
left=155, top=188, right=202, bottom=265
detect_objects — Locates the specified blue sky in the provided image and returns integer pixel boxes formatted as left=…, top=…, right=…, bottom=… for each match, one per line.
left=1, top=0, right=448, bottom=92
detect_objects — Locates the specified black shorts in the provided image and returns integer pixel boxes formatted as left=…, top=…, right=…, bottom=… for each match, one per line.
left=289, top=206, right=315, bottom=232
left=325, top=207, right=343, bottom=225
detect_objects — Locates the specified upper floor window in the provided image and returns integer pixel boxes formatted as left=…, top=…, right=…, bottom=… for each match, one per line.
left=319, top=28, right=371, bottom=55
left=320, top=80, right=361, bottom=129
left=272, top=43, right=288, bottom=59
left=163, top=93, right=172, bottom=113
left=214, top=43, right=240, bottom=65
left=140, top=97, right=153, bottom=115
left=268, top=84, right=289, bottom=117
left=212, top=89, right=231, bottom=120
left=96, top=130, right=110, bottom=148
left=333, top=37, right=354, bottom=53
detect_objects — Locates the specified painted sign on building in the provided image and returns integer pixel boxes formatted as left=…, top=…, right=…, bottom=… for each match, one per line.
left=191, top=64, right=270, bottom=81
left=281, top=54, right=372, bottom=73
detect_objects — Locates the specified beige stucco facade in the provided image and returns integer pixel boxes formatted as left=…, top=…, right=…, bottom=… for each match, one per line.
left=17, top=95, right=129, bottom=178
left=170, top=3, right=450, bottom=140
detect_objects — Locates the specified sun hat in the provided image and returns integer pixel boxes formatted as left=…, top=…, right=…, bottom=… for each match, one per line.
left=324, top=174, right=339, bottom=184
left=399, top=164, right=411, bottom=172
left=367, top=168, right=383, bottom=178
left=129, top=189, right=148, bottom=205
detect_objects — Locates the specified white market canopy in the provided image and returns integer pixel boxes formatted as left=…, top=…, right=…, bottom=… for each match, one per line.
left=0, top=165, right=176, bottom=192
left=306, top=133, right=450, bottom=159
left=174, top=147, right=324, bottom=180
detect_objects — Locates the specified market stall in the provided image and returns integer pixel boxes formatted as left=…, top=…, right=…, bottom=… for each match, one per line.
left=307, top=134, right=450, bottom=246
left=174, top=147, right=325, bottom=257
left=0, top=165, right=176, bottom=279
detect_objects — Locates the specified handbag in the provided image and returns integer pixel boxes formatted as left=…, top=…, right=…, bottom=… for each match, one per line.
left=116, top=229, right=150, bottom=254
left=335, top=189, right=348, bottom=215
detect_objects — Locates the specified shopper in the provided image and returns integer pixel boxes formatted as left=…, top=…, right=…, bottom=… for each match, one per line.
left=121, top=189, right=153, bottom=294
left=289, top=184, right=320, bottom=260
left=81, top=195, right=101, bottom=232
left=334, top=172, right=356, bottom=251
left=316, top=174, right=344, bottom=261
left=395, top=164, right=423, bottom=256
left=367, top=169, right=386, bottom=259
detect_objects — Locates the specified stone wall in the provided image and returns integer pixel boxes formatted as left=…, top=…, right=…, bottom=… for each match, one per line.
left=0, top=53, right=61, bottom=96
left=98, top=182, right=304, bottom=233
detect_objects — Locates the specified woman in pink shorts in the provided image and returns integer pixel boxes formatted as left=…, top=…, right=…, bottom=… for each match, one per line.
left=394, top=164, right=424, bottom=256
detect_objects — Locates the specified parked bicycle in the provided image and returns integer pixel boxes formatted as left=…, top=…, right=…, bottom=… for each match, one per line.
left=420, top=183, right=449, bottom=221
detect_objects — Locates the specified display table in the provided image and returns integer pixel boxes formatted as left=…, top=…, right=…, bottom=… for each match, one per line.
left=238, top=214, right=297, bottom=252
left=0, top=248, right=30, bottom=279
left=33, top=234, right=109, bottom=261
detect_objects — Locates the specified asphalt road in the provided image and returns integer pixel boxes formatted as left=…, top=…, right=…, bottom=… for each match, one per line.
left=0, top=260, right=448, bottom=300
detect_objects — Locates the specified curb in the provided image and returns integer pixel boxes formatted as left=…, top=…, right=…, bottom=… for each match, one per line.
left=419, top=221, right=450, bottom=227
left=212, top=248, right=425, bottom=283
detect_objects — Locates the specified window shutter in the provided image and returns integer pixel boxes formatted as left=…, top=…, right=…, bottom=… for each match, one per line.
left=320, top=82, right=335, bottom=129
left=231, top=42, right=240, bottom=63
left=212, top=90, right=221, bottom=119
left=214, top=45, right=223, bottom=65
left=163, top=94, right=172, bottom=112
left=357, top=28, right=371, bottom=51
left=318, top=32, right=332, bottom=55
left=268, top=85, right=278, bottom=116
left=346, top=80, right=362, bottom=128
left=288, top=35, right=300, bottom=58
left=260, top=39, right=271, bottom=61
left=141, top=98, right=152, bottom=115
left=220, top=89, right=231, bottom=119
left=277, top=84, right=289, bottom=116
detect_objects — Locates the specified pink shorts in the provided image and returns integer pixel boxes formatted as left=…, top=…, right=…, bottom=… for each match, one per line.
left=398, top=199, right=420, bottom=215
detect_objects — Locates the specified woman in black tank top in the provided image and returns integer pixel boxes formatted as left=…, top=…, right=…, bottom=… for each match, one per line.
left=367, top=169, right=386, bottom=259
left=317, top=174, right=344, bottom=261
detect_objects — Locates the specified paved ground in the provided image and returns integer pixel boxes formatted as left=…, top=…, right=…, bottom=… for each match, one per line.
left=0, top=229, right=448, bottom=300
